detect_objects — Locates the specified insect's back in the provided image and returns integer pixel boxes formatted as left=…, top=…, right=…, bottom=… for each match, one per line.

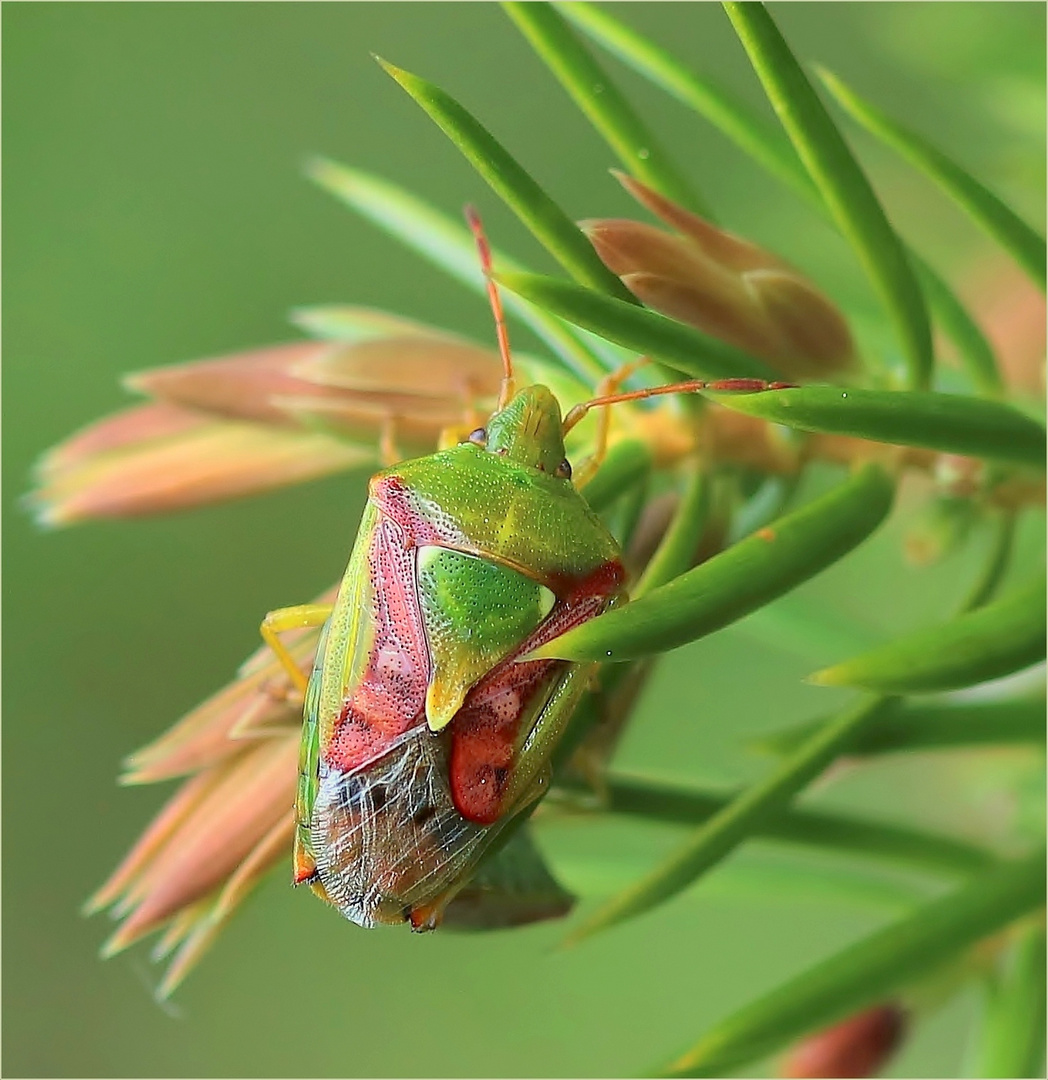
left=295, top=385, right=626, bottom=927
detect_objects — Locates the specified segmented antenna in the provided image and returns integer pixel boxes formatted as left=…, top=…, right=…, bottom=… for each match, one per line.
left=561, top=378, right=796, bottom=435
left=465, top=206, right=515, bottom=410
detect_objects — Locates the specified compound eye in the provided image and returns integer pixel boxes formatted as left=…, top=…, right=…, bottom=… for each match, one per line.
left=555, top=458, right=572, bottom=480
left=466, top=427, right=487, bottom=446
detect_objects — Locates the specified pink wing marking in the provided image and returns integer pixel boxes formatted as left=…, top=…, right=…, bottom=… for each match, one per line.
left=323, top=512, right=431, bottom=774
left=370, top=473, right=470, bottom=549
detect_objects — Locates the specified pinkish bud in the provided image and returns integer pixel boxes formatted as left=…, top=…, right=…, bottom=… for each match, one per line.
left=36, top=401, right=208, bottom=475
left=122, top=589, right=333, bottom=785
left=123, top=342, right=345, bottom=427
left=582, top=173, right=855, bottom=379
left=99, top=736, right=298, bottom=957
left=125, top=334, right=501, bottom=435
left=155, top=811, right=296, bottom=999
left=31, top=324, right=505, bottom=525
left=780, top=1004, right=907, bottom=1078
left=29, top=407, right=370, bottom=526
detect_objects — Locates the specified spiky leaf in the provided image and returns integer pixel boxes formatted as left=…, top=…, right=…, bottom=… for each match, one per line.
left=662, top=851, right=1046, bottom=1077
left=812, top=574, right=1047, bottom=693
left=531, top=463, right=894, bottom=664
left=714, top=386, right=1046, bottom=468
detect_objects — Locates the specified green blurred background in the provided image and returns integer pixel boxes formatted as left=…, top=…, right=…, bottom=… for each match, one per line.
left=5, top=4, right=1044, bottom=1076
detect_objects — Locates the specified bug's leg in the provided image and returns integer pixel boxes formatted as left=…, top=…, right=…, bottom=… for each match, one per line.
left=570, top=357, right=653, bottom=488
left=259, top=604, right=334, bottom=695
left=566, top=373, right=797, bottom=487
left=408, top=895, right=451, bottom=932
left=590, top=357, right=653, bottom=473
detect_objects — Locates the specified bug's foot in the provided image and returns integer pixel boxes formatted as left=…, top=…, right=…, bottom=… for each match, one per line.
left=407, top=899, right=446, bottom=932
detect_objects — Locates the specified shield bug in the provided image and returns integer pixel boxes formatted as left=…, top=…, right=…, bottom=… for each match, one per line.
left=262, top=208, right=788, bottom=930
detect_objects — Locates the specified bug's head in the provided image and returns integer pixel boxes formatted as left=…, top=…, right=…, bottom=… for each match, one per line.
left=472, top=385, right=572, bottom=479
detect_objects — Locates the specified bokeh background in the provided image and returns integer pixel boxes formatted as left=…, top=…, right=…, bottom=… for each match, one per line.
left=5, top=4, right=1044, bottom=1077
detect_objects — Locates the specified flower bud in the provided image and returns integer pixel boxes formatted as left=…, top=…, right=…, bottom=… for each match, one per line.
left=29, top=314, right=504, bottom=525
left=780, top=1004, right=907, bottom=1078
left=29, top=409, right=370, bottom=526
left=582, top=173, right=855, bottom=379
left=98, top=736, right=299, bottom=959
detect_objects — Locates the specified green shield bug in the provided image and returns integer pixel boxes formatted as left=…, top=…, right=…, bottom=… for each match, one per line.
left=261, top=208, right=789, bottom=930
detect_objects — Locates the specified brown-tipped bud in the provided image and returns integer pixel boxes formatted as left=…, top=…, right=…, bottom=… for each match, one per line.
left=155, top=811, right=296, bottom=999
left=582, top=173, right=855, bottom=379
left=99, top=736, right=298, bottom=957
left=123, top=342, right=347, bottom=427
left=121, top=585, right=335, bottom=786
left=124, top=334, right=502, bottom=446
left=780, top=1004, right=907, bottom=1078
left=29, top=320, right=506, bottom=525
left=88, top=585, right=340, bottom=992
left=29, top=407, right=370, bottom=526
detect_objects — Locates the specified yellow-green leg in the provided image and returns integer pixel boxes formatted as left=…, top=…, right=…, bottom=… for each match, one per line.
left=567, top=357, right=652, bottom=488
left=259, top=604, right=334, bottom=694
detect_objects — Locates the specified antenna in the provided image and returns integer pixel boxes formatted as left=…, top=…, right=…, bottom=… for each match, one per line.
left=562, top=378, right=795, bottom=435
left=465, top=206, right=515, bottom=410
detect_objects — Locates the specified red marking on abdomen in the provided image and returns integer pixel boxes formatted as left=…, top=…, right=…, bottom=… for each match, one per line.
left=323, top=513, right=430, bottom=773
left=449, top=559, right=625, bottom=825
